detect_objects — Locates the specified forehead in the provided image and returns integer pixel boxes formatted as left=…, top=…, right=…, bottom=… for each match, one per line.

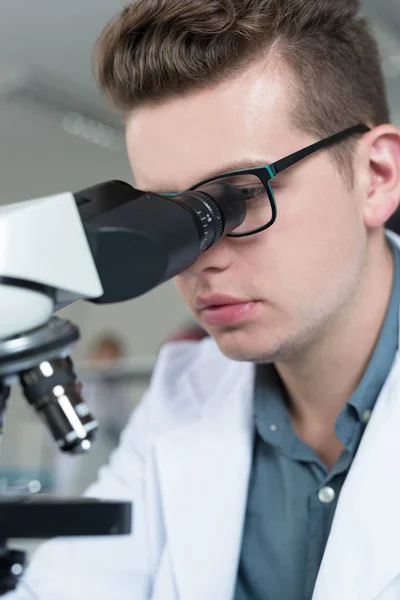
left=125, top=59, right=296, bottom=192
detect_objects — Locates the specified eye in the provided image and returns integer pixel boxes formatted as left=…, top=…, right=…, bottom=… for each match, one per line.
left=238, top=185, right=267, bottom=203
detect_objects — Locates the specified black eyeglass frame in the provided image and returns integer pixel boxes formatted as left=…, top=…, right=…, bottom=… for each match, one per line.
left=183, top=123, right=370, bottom=238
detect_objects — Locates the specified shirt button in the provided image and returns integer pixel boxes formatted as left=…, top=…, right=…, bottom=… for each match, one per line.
left=318, top=486, right=336, bottom=504
left=362, top=409, right=372, bottom=424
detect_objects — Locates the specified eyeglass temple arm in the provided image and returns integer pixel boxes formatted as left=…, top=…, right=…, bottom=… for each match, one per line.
left=270, top=124, right=370, bottom=177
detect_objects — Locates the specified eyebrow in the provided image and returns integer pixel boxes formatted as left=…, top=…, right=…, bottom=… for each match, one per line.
left=148, top=157, right=274, bottom=194
left=203, top=157, right=274, bottom=180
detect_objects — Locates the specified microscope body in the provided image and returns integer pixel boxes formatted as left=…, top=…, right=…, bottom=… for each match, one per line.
left=0, top=178, right=246, bottom=453
left=0, top=178, right=247, bottom=592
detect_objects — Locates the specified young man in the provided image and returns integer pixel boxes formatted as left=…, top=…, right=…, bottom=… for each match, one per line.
left=8, top=1, right=400, bottom=599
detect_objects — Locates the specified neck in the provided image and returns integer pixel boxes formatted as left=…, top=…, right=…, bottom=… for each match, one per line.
left=275, top=233, right=395, bottom=431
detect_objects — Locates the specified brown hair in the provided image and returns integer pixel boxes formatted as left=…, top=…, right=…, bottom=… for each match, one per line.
left=93, top=0, right=390, bottom=184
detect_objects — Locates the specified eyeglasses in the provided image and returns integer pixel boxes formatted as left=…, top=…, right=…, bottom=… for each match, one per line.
left=166, top=123, right=370, bottom=238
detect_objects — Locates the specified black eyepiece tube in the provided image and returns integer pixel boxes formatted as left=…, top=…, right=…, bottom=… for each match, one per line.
left=75, top=180, right=246, bottom=304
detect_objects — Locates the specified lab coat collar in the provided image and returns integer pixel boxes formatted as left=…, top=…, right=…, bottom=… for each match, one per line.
left=313, top=229, right=400, bottom=599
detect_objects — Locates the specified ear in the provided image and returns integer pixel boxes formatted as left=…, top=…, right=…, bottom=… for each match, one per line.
left=360, top=125, right=400, bottom=228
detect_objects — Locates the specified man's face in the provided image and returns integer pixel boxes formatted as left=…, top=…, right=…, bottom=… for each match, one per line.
left=126, top=58, right=367, bottom=363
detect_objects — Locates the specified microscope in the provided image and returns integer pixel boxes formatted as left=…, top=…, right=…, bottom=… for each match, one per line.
left=0, top=178, right=246, bottom=593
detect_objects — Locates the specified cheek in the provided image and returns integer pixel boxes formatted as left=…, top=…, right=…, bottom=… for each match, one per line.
left=267, top=179, right=365, bottom=306
left=305, top=182, right=362, bottom=265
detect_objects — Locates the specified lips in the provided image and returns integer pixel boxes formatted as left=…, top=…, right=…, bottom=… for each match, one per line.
left=195, top=294, right=259, bottom=327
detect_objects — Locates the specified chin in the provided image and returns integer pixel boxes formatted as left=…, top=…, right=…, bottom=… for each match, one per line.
left=211, top=326, right=281, bottom=363
left=210, top=316, right=308, bottom=363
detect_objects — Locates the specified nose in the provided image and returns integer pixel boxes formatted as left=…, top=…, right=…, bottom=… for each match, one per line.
left=179, top=238, right=234, bottom=278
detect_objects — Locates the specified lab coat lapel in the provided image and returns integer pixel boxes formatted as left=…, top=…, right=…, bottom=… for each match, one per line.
left=154, top=359, right=255, bottom=600
left=313, top=353, right=400, bottom=600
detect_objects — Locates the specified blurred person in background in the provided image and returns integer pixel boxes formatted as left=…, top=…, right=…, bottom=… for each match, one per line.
left=84, top=333, right=132, bottom=440
left=7, top=1, right=400, bottom=599
left=87, top=333, right=124, bottom=366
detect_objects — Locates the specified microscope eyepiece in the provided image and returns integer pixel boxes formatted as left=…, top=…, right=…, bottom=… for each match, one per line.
left=76, top=179, right=247, bottom=303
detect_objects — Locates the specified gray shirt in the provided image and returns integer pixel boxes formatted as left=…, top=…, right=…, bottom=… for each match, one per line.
left=233, top=237, right=400, bottom=600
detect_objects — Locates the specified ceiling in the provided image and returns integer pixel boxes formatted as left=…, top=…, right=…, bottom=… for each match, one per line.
left=0, top=0, right=398, bottom=204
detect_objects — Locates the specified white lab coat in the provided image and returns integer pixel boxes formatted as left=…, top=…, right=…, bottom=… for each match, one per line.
left=8, top=231, right=400, bottom=600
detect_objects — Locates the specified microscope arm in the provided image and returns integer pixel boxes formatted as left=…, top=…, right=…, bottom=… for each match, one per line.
left=0, top=190, right=103, bottom=339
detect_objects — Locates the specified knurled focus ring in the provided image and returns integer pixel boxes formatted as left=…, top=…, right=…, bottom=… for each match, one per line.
left=190, top=191, right=224, bottom=241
